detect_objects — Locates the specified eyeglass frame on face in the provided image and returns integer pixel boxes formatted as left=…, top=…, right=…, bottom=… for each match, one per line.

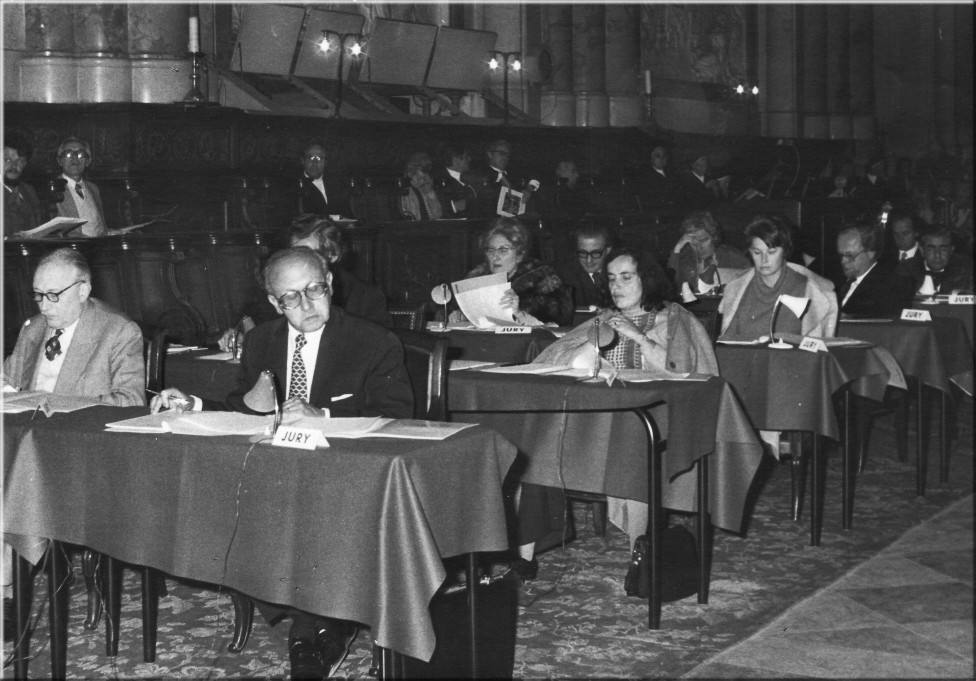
left=304, top=154, right=325, bottom=162
left=274, top=281, right=331, bottom=310
left=484, top=245, right=514, bottom=257
left=32, top=280, right=86, bottom=303
left=576, top=247, right=607, bottom=261
left=839, top=249, right=866, bottom=262
left=60, top=150, right=90, bottom=161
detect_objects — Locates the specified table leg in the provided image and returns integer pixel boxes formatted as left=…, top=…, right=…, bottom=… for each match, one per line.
left=47, top=541, right=70, bottom=680
left=810, top=436, right=824, bottom=547
left=939, top=391, right=949, bottom=483
left=140, top=567, right=159, bottom=662
left=102, top=555, right=123, bottom=656
left=842, top=390, right=854, bottom=530
left=634, top=408, right=662, bottom=629
left=12, top=549, right=35, bottom=680
left=696, top=457, right=712, bottom=604
left=916, top=378, right=927, bottom=497
left=465, top=552, right=478, bottom=679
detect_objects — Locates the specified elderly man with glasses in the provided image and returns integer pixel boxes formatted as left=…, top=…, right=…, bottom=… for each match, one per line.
left=152, top=246, right=412, bottom=681
left=3, top=247, right=144, bottom=405
left=298, top=140, right=351, bottom=218
left=836, top=222, right=913, bottom=317
left=556, top=222, right=614, bottom=309
left=54, top=136, right=108, bottom=237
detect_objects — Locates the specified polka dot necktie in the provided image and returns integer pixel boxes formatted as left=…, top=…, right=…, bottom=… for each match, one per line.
left=44, top=329, right=63, bottom=361
left=75, top=182, right=85, bottom=200
left=288, top=333, right=308, bottom=401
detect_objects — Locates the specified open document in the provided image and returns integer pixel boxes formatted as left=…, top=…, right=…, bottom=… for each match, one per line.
left=1, top=390, right=100, bottom=414
left=106, top=411, right=273, bottom=436
left=451, top=273, right=516, bottom=328
left=10, top=217, right=85, bottom=239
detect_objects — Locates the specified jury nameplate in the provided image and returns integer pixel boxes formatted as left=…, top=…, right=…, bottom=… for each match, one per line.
left=272, top=426, right=329, bottom=450
left=900, top=308, right=932, bottom=322
left=798, top=337, right=828, bottom=353
left=494, top=326, right=532, bottom=334
left=949, top=294, right=974, bottom=305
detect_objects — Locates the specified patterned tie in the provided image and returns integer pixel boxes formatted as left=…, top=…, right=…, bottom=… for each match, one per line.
left=288, top=333, right=308, bottom=400
left=75, top=182, right=85, bottom=200
left=45, top=329, right=63, bottom=361
left=900, top=251, right=908, bottom=261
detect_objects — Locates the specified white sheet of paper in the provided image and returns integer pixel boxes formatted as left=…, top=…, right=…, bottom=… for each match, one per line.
left=452, top=273, right=515, bottom=329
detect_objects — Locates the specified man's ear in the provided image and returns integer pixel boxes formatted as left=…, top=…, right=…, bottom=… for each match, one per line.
left=268, top=294, right=284, bottom=315
left=325, top=270, right=334, bottom=293
left=78, top=280, right=92, bottom=302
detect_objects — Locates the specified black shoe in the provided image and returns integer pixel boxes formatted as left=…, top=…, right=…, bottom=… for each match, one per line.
left=288, top=633, right=327, bottom=681
left=510, top=557, right=538, bottom=581
left=314, top=619, right=358, bottom=678
left=4, top=597, right=15, bottom=643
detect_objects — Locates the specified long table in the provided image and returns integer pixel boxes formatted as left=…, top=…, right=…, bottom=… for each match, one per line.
left=3, top=407, right=517, bottom=667
left=448, top=371, right=764, bottom=630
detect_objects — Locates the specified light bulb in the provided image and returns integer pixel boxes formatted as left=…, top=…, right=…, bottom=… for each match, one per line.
left=511, top=59, right=522, bottom=72
left=489, top=57, right=500, bottom=70
left=751, top=85, right=759, bottom=96
left=735, top=84, right=745, bottom=95
left=349, top=41, right=363, bottom=57
left=318, top=35, right=332, bottom=53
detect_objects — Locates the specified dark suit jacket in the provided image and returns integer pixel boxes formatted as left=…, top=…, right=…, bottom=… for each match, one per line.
left=555, top=260, right=609, bottom=309
left=837, top=263, right=914, bottom=316
left=3, top=182, right=43, bottom=235
left=3, top=297, right=144, bottom=406
left=298, top=175, right=351, bottom=217
left=432, top=168, right=478, bottom=217
left=679, top=172, right=716, bottom=209
left=217, top=306, right=412, bottom=418
left=901, top=256, right=974, bottom=294
left=641, top=169, right=678, bottom=209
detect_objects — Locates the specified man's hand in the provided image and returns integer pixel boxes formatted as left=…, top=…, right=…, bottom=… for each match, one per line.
left=150, top=388, right=191, bottom=414
left=281, top=397, right=325, bottom=418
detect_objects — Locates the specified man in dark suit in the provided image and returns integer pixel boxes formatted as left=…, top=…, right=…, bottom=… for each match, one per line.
left=4, top=131, right=43, bottom=236
left=836, top=223, right=913, bottom=317
left=889, top=211, right=924, bottom=272
left=298, top=141, right=351, bottom=217
left=679, top=154, right=718, bottom=209
left=153, top=247, right=412, bottom=680
left=641, top=144, right=678, bottom=210
left=555, top=223, right=612, bottom=309
left=54, top=137, right=108, bottom=237
left=903, top=226, right=974, bottom=294
left=432, top=142, right=478, bottom=217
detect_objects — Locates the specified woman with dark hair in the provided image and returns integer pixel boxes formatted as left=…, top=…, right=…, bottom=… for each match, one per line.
left=718, top=214, right=836, bottom=340
left=458, top=216, right=573, bottom=326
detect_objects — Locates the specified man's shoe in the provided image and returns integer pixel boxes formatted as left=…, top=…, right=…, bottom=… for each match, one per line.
left=4, top=597, right=15, bottom=643
left=314, top=619, right=358, bottom=678
left=510, top=557, right=539, bottom=581
left=289, top=634, right=327, bottom=681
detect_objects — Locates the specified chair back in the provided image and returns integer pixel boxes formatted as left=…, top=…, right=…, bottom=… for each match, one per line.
left=141, top=325, right=166, bottom=397
left=392, top=328, right=448, bottom=420
left=389, top=302, right=428, bottom=331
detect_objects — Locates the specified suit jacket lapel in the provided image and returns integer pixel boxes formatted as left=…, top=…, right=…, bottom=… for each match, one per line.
left=269, top=320, right=290, bottom=399
left=309, top=308, right=342, bottom=406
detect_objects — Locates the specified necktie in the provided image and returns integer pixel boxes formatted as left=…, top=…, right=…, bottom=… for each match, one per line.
left=288, top=334, right=308, bottom=401
left=75, top=182, right=85, bottom=200
left=45, top=329, right=63, bottom=361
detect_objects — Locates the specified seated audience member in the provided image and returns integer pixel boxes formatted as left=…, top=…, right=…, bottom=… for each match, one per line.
left=719, top=215, right=837, bottom=340
left=641, top=144, right=678, bottom=209
left=455, top=216, right=573, bottom=326
left=432, top=142, right=477, bottom=218
left=536, top=160, right=591, bottom=228
left=4, top=131, right=43, bottom=236
left=680, top=154, right=718, bottom=208
left=3, top=247, right=144, bottom=405
left=219, top=215, right=390, bottom=350
left=889, top=211, right=924, bottom=271
left=904, top=225, right=974, bottom=295
left=471, top=138, right=515, bottom=217
left=533, top=248, right=718, bottom=547
left=827, top=172, right=850, bottom=198
left=298, top=140, right=350, bottom=217
left=55, top=137, right=108, bottom=237
left=153, top=247, right=412, bottom=681
left=835, top=222, right=915, bottom=316
left=852, top=156, right=889, bottom=206
left=398, top=152, right=443, bottom=220
left=668, top=210, right=750, bottom=295
left=555, top=222, right=613, bottom=309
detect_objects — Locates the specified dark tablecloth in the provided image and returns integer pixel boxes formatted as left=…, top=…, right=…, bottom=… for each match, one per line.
left=837, top=317, right=973, bottom=394
left=448, top=372, right=763, bottom=533
left=2, top=407, right=516, bottom=661
left=914, top=301, right=973, bottom=346
left=426, top=326, right=559, bottom=364
left=714, top=344, right=891, bottom=441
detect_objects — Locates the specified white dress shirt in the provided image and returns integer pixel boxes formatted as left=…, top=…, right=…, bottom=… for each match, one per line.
left=32, top=319, right=79, bottom=392
left=898, top=243, right=919, bottom=261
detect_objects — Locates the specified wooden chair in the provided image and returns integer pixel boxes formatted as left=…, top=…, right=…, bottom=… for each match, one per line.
left=391, top=328, right=449, bottom=420
left=388, top=302, right=429, bottom=332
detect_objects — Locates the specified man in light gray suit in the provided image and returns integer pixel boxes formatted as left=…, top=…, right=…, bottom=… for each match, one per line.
left=55, top=137, right=108, bottom=237
left=3, top=248, right=144, bottom=406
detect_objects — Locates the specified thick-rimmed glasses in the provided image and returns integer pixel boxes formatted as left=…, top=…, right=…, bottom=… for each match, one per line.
left=32, top=280, right=85, bottom=303
left=576, top=248, right=607, bottom=261
left=275, top=281, right=330, bottom=310
left=60, top=150, right=89, bottom=161
left=484, top=246, right=514, bottom=257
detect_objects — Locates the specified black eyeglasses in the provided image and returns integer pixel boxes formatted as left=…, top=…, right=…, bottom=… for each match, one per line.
left=576, top=248, right=607, bottom=260
left=32, top=280, right=85, bottom=303
left=275, top=281, right=330, bottom=310
left=60, top=150, right=89, bottom=160
left=304, top=154, right=325, bottom=162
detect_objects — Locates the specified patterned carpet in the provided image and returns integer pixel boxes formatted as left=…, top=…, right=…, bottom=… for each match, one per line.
left=5, top=404, right=972, bottom=679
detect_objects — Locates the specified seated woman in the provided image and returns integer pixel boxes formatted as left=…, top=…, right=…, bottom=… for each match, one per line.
left=529, top=248, right=719, bottom=548
left=718, top=214, right=836, bottom=341
left=218, top=215, right=390, bottom=350
left=455, top=216, right=573, bottom=326
left=398, top=152, right=444, bottom=221
left=668, top=210, right=750, bottom=296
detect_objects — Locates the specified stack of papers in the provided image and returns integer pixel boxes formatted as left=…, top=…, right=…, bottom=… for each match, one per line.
left=290, top=416, right=475, bottom=440
left=2, top=391, right=100, bottom=414
left=10, top=217, right=85, bottom=239
left=451, top=273, right=516, bottom=328
left=106, top=411, right=272, bottom=436
left=166, top=344, right=206, bottom=354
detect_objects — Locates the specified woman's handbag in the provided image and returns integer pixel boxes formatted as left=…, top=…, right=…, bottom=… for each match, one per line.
left=624, top=526, right=699, bottom=602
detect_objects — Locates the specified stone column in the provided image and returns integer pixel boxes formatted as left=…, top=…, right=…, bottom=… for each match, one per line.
left=799, top=5, right=828, bottom=138
left=572, top=4, right=607, bottom=127
left=604, top=4, right=640, bottom=127
left=825, top=5, right=852, bottom=139
left=761, top=4, right=799, bottom=139
left=129, top=4, right=195, bottom=104
left=848, top=4, right=875, bottom=140
left=540, top=3, right=574, bottom=126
